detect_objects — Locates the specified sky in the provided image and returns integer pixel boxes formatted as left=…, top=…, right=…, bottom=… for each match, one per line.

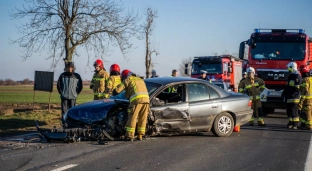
left=1, top=0, right=312, bottom=81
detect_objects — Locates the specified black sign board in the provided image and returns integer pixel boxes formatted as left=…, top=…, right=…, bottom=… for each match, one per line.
left=34, top=71, right=54, bottom=92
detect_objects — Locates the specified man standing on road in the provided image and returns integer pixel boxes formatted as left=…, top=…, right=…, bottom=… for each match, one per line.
left=57, top=62, right=83, bottom=124
left=238, top=67, right=266, bottom=126
left=171, top=69, right=178, bottom=77
left=90, top=59, right=110, bottom=100
left=298, top=65, right=312, bottom=130
left=281, top=62, right=302, bottom=129
left=113, top=69, right=150, bottom=141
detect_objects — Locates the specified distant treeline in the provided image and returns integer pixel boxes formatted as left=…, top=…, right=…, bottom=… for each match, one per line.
left=0, top=79, right=91, bottom=86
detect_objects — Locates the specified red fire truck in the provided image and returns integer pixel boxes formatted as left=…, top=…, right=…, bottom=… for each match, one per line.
left=239, top=29, right=312, bottom=115
left=185, top=55, right=243, bottom=92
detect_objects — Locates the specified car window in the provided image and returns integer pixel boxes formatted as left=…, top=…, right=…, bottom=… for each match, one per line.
left=145, top=82, right=162, bottom=95
left=208, top=87, right=219, bottom=99
left=153, top=84, right=185, bottom=105
left=187, top=83, right=209, bottom=102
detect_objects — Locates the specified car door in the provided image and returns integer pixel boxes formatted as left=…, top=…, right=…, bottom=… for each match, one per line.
left=187, top=83, right=222, bottom=129
left=150, top=83, right=191, bottom=132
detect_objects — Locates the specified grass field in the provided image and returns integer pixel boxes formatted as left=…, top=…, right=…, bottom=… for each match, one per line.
left=0, top=85, right=94, bottom=103
left=0, top=85, right=94, bottom=135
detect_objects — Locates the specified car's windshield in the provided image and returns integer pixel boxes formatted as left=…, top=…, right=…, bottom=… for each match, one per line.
left=251, top=42, right=305, bottom=60
left=110, top=82, right=161, bottom=100
left=191, top=61, right=222, bottom=74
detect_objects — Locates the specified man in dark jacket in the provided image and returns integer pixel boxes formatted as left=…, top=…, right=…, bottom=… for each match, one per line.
left=57, top=62, right=83, bottom=122
left=198, top=70, right=211, bottom=83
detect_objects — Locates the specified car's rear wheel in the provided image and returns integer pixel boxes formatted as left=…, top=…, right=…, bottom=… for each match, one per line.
left=212, top=113, right=234, bottom=137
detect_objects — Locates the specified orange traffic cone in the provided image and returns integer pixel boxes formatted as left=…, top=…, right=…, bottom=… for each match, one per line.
left=233, top=125, right=240, bottom=132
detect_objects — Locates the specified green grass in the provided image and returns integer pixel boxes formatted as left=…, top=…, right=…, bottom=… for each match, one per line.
left=0, top=85, right=93, bottom=103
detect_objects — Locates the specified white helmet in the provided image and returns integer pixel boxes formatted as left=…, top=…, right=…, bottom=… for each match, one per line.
left=246, top=67, right=255, bottom=74
left=286, top=62, right=298, bottom=72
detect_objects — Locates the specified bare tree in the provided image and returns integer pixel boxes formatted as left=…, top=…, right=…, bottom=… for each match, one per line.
left=142, top=7, right=158, bottom=78
left=21, top=78, right=31, bottom=85
left=179, top=57, right=193, bottom=77
left=10, top=0, right=140, bottom=67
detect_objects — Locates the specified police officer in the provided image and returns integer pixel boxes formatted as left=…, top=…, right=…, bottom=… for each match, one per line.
left=103, top=64, right=121, bottom=98
left=90, top=59, right=110, bottom=100
left=298, top=65, right=312, bottom=130
left=113, top=69, right=150, bottom=141
left=238, top=67, right=266, bottom=126
left=281, top=62, right=302, bottom=129
left=240, top=72, right=247, bottom=82
left=198, top=70, right=212, bottom=83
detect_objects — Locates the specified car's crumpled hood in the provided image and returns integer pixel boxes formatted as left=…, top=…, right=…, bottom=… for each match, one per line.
left=65, top=99, right=129, bottom=125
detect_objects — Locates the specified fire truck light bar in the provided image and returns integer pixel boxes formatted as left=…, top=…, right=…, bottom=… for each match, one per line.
left=254, top=29, right=305, bottom=33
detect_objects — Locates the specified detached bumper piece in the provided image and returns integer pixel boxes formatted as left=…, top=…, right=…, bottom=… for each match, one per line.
left=35, top=120, right=115, bottom=143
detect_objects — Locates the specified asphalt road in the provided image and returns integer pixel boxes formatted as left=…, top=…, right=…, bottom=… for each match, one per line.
left=1, top=109, right=312, bottom=171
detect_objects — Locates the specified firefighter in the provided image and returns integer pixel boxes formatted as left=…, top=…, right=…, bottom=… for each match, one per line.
left=90, top=59, right=110, bottom=100
left=298, top=65, right=312, bottom=130
left=103, top=64, right=121, bottom=98
left=113, top=69, right=150, bottom=141
left=238, top=67, right=266, bottom=126
left=198, top=70, right=212, bottom=83
left=281, top=62, right=302, bottom=129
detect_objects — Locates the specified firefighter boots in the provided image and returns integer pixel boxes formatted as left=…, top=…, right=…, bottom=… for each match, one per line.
left=137, top=135, right=143, bottom=141
left=257, top=118, right=266, bottom=126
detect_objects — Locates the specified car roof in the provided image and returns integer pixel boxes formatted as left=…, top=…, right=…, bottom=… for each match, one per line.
left=144, top=77, right=230, bottom=97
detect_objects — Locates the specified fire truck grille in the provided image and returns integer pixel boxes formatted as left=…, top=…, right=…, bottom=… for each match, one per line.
left=257, top=70, right=289, bottom=81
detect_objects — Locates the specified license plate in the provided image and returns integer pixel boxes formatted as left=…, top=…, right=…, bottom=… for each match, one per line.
left=268, top=91, right=282, bottom=96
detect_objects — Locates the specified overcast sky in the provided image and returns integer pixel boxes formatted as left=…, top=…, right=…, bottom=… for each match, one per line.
left=1, top=0, right=312, bottom=81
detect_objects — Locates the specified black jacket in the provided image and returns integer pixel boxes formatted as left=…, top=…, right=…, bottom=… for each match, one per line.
left=281, top=73, right=302, bottom=101
left=57, top=72, right=83, bottom=99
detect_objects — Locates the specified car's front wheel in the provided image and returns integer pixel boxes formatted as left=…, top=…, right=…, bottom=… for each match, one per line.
left=211, top=113, right=234, bottom=137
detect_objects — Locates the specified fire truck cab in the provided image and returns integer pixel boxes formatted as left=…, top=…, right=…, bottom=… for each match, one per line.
left=185, top=55, right=243, bottom=92
left=239, top=28, right=312, bottom=115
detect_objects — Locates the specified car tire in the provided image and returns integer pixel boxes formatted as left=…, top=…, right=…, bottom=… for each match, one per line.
left=212, top=113, right=234, bottom=137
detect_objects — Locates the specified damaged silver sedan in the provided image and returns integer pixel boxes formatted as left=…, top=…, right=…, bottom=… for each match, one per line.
left=36, top=77, right=253, bottom=142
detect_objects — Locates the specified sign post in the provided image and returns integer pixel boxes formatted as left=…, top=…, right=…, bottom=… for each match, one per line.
left=33, top=71, right=54, bottom=112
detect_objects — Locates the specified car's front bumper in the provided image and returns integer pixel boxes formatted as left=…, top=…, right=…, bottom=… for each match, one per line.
left=235, top=109, right=253, bottom=126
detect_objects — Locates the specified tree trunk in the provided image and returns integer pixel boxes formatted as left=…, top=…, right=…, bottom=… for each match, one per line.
left=145, top=32, right=150, bottom=78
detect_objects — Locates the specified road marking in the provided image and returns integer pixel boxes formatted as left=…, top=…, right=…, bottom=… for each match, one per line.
left=305, top=135, right=312, bottom=171
left=51, top=164, right=78, bottom=171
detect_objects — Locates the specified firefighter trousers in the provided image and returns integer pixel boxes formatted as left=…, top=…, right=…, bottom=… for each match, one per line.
left=125, top=103, right=150, bottom=139
left=286, top=103, right=299, bottom=126
left=250, top=100, right=265, bottom=125
left=302, top=103, right=312, bottom=129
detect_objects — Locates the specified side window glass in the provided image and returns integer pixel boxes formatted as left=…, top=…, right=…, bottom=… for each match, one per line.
left=208, top=87, right=219, bottom=99
left=187, top=83, right=209, bottom=102
left=154, top=84, right=184, bottom=105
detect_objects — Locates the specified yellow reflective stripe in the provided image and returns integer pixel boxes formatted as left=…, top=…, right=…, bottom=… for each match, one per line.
left=245, top=84, right=252, bottom=89
left=289, top=118, right=293, bottom=121
left=126, top=127, right=135, bottom=132
left=256, top=95, right=260, bottom=100
left=287, top=99, right=300, bottom=103
left=293, top=117, right=300, bottom=122
left=257, top=118, right=264, bottom=121
left=137, top=127, right=146, bottom=132
left=130, top=94, right=149, bottom=103
left=250, top=117, right=255, bottom=122
left=253, top=83, right=259, bottom=86
left=93, top=78, right=105, bottom=81
left=304, top=95, right=312, bottom=99
left=307, top=121, right=312, bottom=125
left=295, top=85, right=300, bottom=89
left=239, top=88, right=244, bottom=93
left=301, top=83, right=307, bottom=87
left=260, top=85, right=266, bottom=88
left=250, top=96, right=253, bottom=100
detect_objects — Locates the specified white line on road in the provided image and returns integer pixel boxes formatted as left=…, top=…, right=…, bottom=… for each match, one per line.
left=305, top=135, right=312, bottom=171
left=51, top=164, right=78, bottom=171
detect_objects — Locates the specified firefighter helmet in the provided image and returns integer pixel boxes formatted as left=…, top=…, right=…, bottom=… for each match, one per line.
left=246, top=67, right=255, bottom=74
left=299, top=65, right=309, bottom=74
left=94, top=59, right=104, bottom=69
left=286, top=62, right=298, bottom=72
left=121, top=69, right=131, bottom=80
left=110, top=64, right=120, bottom=73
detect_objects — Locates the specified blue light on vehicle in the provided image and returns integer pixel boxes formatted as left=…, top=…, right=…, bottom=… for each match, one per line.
left=299, top=29, right=305, bottom=33
left=254, top=29, right=260, bottom=33
left=207, top=76, right=210, bottom=79
left=212, top=76, right=215, bottom=79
